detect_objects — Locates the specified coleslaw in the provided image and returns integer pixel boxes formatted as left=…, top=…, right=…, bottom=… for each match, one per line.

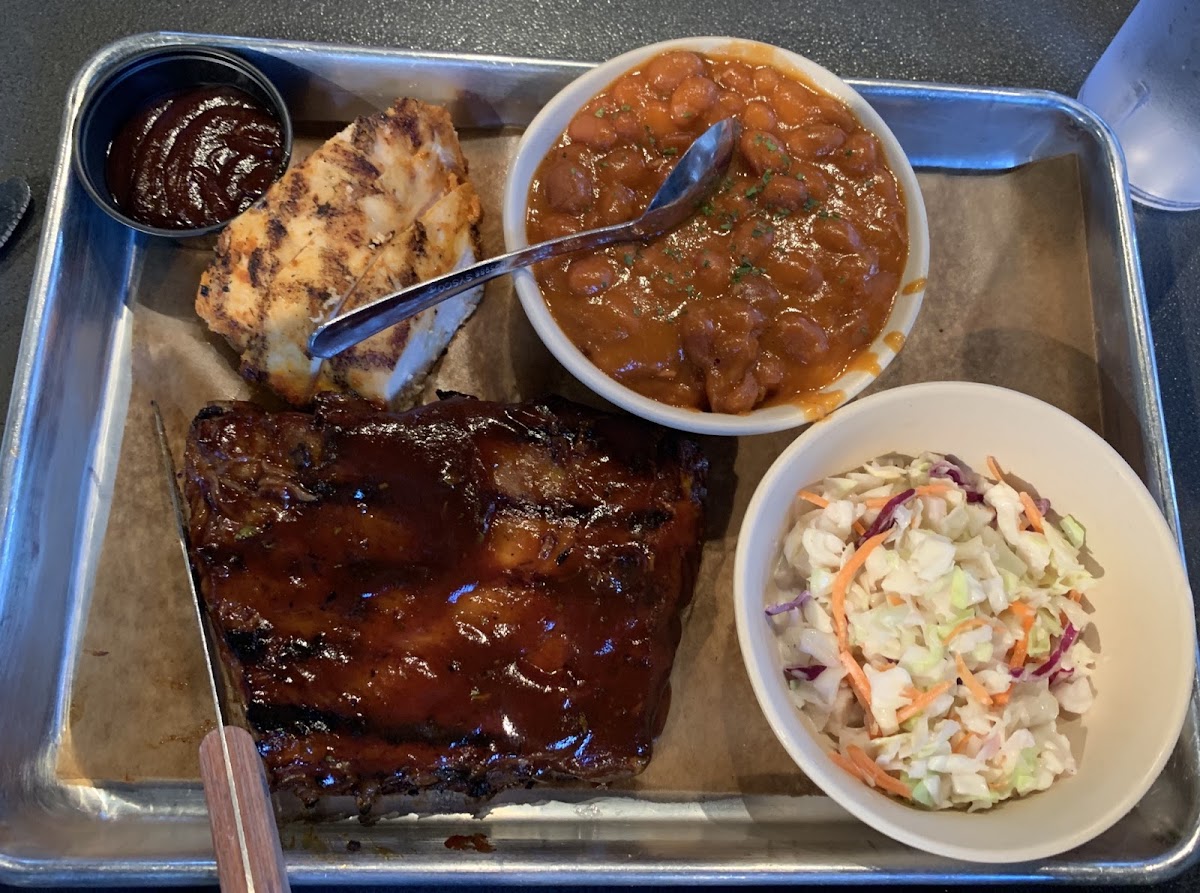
left=767, top=452, right=1098, bottom=810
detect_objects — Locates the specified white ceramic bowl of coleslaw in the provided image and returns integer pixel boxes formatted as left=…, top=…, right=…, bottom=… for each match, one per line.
left=733, top=381, right=1196, bottom=863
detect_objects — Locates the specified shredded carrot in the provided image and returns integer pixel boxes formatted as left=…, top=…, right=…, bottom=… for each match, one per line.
left=1069, top=588, right=1083, bottom=603
left=831, top=529, right=893, bottom=651
left=1008, top=603, right=1036, bottom=670
left=896, top=681, right=952, bottom=724
left=992, top=686, right=1012, bottom=706
left=839, top=651, right=873, bottom=707
left=901, top=685, right=920, bottom=700
left=886, top=594, right=905, bottom=607
left=852, top=518, right=868, bottom=536
left=846, top=745, right=913, bottom=799
left=862, top=483, right=954, bottom=509
left=828, top=750, right=865, bottom=781
left=797, top=489, right=829, bottom=508
left=952, top=733, right=976, bottom=755
left=1008, top=602, right=1034, bottom=624
left=1019, top=491, right=1045, bottom=532
left=987, top=455, right=1004, bottom=481
left=1018, top=518, right=1030, bottom=532
left=945, top=617, right=992, bottom=642
left=955, top=653, right=994, bottom=706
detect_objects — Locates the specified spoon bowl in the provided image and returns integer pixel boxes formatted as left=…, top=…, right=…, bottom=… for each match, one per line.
left=307, top=118, right=737, bottom=360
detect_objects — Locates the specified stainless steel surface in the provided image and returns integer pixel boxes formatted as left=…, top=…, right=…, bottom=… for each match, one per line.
left=152, top=402, right=261, bottom=891
left=151, top=402, right=228, bottom=731
left=0, top=177, right=30, bottom=250
left=309, top=116, right=738, bottom=358
left=0, top=31, right=1194, bottom=887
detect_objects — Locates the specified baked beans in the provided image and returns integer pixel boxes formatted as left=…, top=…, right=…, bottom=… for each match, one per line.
left=526, top=50, right=908, bottom=414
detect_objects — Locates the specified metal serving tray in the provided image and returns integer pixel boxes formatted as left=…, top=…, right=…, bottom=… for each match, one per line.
left=1, top=31, right=1196, bottom=887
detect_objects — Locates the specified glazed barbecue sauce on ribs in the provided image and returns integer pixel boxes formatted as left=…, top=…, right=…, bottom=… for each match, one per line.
left=184, top=394, right=707, bottom=808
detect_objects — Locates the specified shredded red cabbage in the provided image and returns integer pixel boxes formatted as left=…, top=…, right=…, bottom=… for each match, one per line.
left=765, top=590, right=811, bottom=617
left=859, top=488, right=915, bottom=543
left=1049, top=667, right=1076, bottom=686
left=1035, top=497, right=1051, bottom=516
left=945, top=454, right=976, bottom=475
left=783, top=664, right=826, bottom=682
left=1031, top=623, right=1078, bottom=678
left=930, top=460, right=966, bottom=486
left=931, top=457, right=984, bottom=503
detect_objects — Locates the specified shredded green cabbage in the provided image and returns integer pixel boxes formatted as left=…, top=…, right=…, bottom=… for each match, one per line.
left=767, top=452, right=1097, bottom=810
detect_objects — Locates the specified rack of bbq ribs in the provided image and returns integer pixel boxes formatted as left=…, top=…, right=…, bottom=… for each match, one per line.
left=183, top=98, right=709, bottom=810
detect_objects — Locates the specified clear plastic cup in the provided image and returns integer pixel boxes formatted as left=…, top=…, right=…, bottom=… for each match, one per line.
left=1078, top=0, right=1200, bottom=211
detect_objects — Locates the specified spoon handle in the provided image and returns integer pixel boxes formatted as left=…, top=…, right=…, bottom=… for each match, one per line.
left=308, top=220, right=635, bottom=359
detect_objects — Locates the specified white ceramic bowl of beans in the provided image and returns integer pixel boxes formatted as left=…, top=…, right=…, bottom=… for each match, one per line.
left=502, top=37, right=930, bottom=435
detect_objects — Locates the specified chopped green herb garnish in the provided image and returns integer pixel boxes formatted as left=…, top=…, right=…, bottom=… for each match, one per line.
left=731, top=259, right=766, bottom=283
left=718, top=220, right=733, bottom=232
left=700, top=201, right=715, bottom=216
left=594, top=107, right=607, bottom=117
left=844, top=148, right=855, bottom=156
left=235, top=524, right=259, bottom=541
left=744, top=184, right=763, bottom=198
left=804, top=197, right=821, bottom=212
left=623, top=252, right=635, bottom=266
left=620, top=103, right=631, bottom=112
left=665, top=273, right=676, bottom=284
left=663, top=246, right=682, bottom=259
left=662, top=146, right=678, bottom=156
left=685, top=284, right=696, bottom=296
left=754, top=133, right=780, bottom=152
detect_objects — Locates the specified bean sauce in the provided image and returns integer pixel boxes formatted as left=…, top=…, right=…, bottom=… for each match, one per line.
left=526, top=51, right=908, bottom=414
left=106, top=85, right=285, bottom=230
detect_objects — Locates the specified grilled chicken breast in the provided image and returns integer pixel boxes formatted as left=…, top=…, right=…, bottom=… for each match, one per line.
left=196, top=98, right=483, bottom=407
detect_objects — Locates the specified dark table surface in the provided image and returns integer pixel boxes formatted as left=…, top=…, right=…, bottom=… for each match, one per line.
left=1, top=0, right=1197, bottom=889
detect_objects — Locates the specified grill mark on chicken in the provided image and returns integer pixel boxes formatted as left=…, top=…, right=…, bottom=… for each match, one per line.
left=184, top=394, right=707, bottom=807
left=195, top=98, right=484, bottom=408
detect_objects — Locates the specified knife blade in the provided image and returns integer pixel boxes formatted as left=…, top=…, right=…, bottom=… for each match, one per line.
left=152, top=402, right=291, bottom=893
left=0, top=177, right=30, bottom=251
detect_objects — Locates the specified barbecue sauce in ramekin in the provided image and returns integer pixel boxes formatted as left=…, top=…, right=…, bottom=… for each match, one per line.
left=105, top=85, right=284, bottom=230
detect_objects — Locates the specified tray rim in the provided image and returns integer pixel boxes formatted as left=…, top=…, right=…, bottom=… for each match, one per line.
left=0, top=29, right=1196, bottom=887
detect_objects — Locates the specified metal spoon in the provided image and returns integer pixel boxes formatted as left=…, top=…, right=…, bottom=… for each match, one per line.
left=308, top=117, right=739, bottom=359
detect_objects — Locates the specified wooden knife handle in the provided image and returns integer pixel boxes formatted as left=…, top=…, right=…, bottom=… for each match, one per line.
left=199, top=726, right=291, bottom=893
